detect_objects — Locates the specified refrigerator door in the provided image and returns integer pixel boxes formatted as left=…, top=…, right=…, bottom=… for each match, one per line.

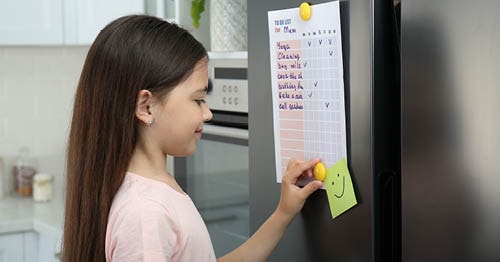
left=402, top=1, right=500, bottom=261
left=248, top=1, right=374, bottom=261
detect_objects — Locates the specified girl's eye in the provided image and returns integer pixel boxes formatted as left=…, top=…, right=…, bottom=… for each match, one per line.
left=195, top=99, right=206, bottom=105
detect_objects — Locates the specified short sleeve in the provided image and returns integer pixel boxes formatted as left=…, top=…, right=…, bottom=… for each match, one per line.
left=106, top=197, right=178, bottom=261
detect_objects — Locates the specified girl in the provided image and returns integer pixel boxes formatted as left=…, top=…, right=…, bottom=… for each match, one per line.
left=62, top=15, right=323, bottom=261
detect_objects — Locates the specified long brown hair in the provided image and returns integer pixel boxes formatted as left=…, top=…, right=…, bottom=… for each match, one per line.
left=62, top=15, right=207, bottom=262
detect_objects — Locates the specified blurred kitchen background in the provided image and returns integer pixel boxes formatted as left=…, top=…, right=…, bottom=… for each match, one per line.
left=0, top=46, right=87, bottom=197
left=0, top=0, right=214, bottom=198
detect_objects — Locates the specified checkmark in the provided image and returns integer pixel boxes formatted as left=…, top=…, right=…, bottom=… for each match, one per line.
left=314, top=81, right=318, bottom=87
left=308, top=92, right=313, bottom=98
left=325, top=102, right=330, bottom=108
left=303, top=61, right=307, bottom=67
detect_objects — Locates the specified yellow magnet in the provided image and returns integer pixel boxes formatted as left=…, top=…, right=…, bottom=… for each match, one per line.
left=299, top=2, right=312, bottom=21
left=313, top=162, right=326, bottom=181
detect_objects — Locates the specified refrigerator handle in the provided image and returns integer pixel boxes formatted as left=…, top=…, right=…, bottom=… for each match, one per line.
left=373, top=0, right=402, bottom=261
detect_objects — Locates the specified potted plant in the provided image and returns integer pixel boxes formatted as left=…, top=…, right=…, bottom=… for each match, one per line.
left=191, top=0, right=206, bottom=28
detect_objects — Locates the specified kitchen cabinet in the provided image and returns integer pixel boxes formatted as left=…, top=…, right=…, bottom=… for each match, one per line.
left=0, top=0, right=143, bottom=45
left=0, top=0, right=63, bottom=45
left=37, top=232, right=60, bottom=262
left=63, top=0, right=145, bottom=45
left=0, top=233, right=23, bottom=262
left=0, top=196, right=64, bottom=262
left=0, top=0, right=210, bottom=47
left=0, top=231, right=37, bottom=262
left=0, top=231, right=60, bottom=262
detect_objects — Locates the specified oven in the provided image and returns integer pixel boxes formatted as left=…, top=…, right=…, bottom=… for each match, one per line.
left=206, top=52, right=248, bottom=128
left=173, top=52, right=249, bottom=257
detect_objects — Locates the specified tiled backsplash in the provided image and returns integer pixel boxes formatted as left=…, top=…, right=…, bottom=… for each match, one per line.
left=0, top=46, right=89, bottom=196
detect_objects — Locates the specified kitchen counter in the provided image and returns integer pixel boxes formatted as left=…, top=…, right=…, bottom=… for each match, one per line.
left=0, top=194, right=64, bottom=240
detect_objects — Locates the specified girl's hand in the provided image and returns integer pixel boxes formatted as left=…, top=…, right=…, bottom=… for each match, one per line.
left=218, top=158, right=324, bottom=261
left=277, top=158, right=324, bottom=218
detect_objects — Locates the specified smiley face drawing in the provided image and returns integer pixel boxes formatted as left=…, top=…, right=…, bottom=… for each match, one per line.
left=324, top=158, right=358, bottom=219
left=331, top=173, right=345, bottom=198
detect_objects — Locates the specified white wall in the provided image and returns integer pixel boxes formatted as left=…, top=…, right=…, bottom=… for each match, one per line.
left=0, top=46, right=89, bottom=197
left=0, top=46, right=176, bottom=198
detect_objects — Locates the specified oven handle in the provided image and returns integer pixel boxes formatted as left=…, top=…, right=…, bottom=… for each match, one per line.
left=203, top=124, right=249, bottom=140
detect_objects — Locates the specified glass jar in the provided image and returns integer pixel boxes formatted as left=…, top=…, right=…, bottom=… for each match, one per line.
left=33, top=173, right=53, bottom=202
left=12, top=147, right=37, bottom=196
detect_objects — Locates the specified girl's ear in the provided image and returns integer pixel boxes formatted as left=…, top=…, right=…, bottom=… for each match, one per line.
left=136, top=89, right=154, bottom=125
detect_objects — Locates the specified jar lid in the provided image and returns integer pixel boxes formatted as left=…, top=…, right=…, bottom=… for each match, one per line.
left=33, top=173, right=53, bottom=182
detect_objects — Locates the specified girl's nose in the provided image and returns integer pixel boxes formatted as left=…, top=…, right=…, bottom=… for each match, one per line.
left=203, top=106, right=213, bottom=122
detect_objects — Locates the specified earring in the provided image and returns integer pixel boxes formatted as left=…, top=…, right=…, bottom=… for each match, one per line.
left=148, top=119, right=153, bottom=126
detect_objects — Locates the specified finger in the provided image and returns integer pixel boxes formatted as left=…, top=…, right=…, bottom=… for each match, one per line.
left=286, top=158, right=299, bottom=170
left=300, top=180, right=323, bottom=198
left=283, top=158, right=321, bottom=184
left=303, top=167, right=314, bottom=178
left=293, top=158, right=321, bottom=178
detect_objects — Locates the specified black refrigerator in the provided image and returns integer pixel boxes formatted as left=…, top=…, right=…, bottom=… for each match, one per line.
left=248, top=0, right=500, bottom=261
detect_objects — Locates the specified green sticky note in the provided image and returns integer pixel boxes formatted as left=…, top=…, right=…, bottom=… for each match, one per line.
left=324, top=158, right=357, bottom=219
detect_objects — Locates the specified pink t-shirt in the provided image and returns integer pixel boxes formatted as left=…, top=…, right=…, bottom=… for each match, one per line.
left=105, top=172, right=216, bottom=262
